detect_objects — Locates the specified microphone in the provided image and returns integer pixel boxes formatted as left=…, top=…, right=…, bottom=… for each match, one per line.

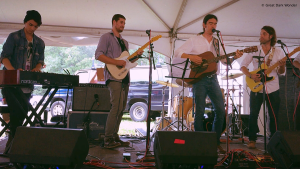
left=212, top=29, right=220, bottom=33
left=277, top=40, right=286, bottom=47
left=146, top=29, right=151, bottom=35
left=94, top=94, right=99, bottom=106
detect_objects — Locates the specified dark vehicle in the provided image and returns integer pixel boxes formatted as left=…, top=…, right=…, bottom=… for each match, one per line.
left=46, top=89, right=73, bottom=117
left=127, top=81, right=169, bottom=121
left=47, top=82, right=169, bottom=121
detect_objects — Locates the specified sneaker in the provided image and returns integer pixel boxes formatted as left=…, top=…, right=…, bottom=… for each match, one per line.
left=104, top=138, right=121, bottom=149
left=217, top=145, right=226, bottom=154
left=115, top=136, right=130, bottom=147
left=247, top=141, right=256, bottom=149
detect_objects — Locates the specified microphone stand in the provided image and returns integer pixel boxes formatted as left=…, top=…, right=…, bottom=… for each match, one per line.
left=137, top=30, right=156, bottom=162
left=253, top=55, right=267, bottom=153
left=279, top=44, right=299, bottom=130
left=216, top=31, right=231, bottom=153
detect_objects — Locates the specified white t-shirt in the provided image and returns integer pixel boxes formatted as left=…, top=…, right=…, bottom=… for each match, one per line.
left=293, top=52, right=300, bottom=63
left=240, top=45, right=285, bottom=93
left=172, top=35, right=226, bottom=78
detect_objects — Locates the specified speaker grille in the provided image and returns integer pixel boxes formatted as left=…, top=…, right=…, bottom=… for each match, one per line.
left=73, top=84, right=111, bottom=111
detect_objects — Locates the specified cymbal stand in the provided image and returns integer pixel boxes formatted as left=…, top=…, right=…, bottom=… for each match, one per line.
left=238, top=84, right=245, bottom=143
left=150, top=84, right=177, bottom=140
left=227, top=88, right=240, bottom=139
left=166, top=87, right=189, bottom=131
left=228, top=80, right=245, bottom=142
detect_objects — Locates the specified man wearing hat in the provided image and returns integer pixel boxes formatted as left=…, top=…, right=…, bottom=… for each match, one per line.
left=0, top=10, right=45, bottom=153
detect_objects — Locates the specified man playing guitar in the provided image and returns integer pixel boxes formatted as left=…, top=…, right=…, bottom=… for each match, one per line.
left=95, top=14, right=143, bottom=148
left=240, top=26, right=286, bottom=149
left=173, top=14, right=243, bottom=154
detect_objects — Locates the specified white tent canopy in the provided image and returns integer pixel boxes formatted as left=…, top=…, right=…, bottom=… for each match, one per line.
left=0, top=0, right=299, bottom=57
left=1, top=0, right=300, bottom=117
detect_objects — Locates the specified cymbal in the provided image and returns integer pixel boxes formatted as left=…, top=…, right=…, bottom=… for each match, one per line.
left=221, top=73, right=244, bottom=80
left=175, top=79, right=193, bottom=88
left=156, top=80, right=179, bottom=87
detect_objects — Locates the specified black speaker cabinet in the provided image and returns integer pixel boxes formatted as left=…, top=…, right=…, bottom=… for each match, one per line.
left=153, top=131, right=217, bottom=168
left=267, top=131, right=300, bottom=169
left=67, top=111, right=108, bottom=139
left=9, top=127, right=89, bottom=168
left=72, top=83, right=111, bottom=111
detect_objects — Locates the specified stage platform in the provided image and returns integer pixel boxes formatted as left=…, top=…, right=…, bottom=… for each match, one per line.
left=0, top=133, right=284, bottom=169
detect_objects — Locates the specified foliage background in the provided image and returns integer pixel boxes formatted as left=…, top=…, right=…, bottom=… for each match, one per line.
left=0, top=42, right=166, bottom=97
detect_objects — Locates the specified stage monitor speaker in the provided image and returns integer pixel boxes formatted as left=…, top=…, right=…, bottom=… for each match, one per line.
left=9, top=127, right=89, bottom=168
left=153, top=131, right=217, bottom=169
left=267, top=131, right=300, bottom=169
left=72, top=83, right=111, bottom=111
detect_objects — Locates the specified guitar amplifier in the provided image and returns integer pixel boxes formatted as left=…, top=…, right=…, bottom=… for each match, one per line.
left=72, top=83, right=111, bottom=111
left=67, top=111, right=108, bottom=139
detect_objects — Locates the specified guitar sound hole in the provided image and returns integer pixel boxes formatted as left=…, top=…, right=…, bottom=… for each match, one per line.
left=117, top=66, right=123, bottom=69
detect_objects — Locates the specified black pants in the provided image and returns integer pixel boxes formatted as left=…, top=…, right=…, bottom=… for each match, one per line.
left=2, top=87, right=31, bottom=138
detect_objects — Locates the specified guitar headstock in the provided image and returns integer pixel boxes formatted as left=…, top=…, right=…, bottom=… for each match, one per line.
left=150, top=35, right=162, bottom=43
left=243, top=46, right=258, bottom=53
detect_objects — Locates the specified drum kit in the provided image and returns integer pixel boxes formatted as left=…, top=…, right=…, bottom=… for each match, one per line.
left=153, top=72, right=245, bottom=139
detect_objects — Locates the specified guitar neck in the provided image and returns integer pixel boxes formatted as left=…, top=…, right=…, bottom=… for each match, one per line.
left=126, top=35, right=162, bottom=62
left=127, top=41, right=152, bottom=61
left=207, top=52, right=236, bottom=64
left=265, top=49, right=298, bottom=74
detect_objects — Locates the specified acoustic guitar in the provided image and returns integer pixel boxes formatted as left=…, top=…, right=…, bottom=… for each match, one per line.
left=184, top=46, right=258, bottom=84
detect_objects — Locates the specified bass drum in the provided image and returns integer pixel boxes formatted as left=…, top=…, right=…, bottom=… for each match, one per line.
left=173, top=96, right=193, bottom=119
left=186, top=108, right=226, bottom=134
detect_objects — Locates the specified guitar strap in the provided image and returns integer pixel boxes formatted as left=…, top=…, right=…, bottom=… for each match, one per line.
left=266, top=47, right=275, bottom=66
left=212, top=37, right=220, bottom=60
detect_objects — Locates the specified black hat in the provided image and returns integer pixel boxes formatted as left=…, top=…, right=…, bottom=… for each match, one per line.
left=23, top=10, right=42, bottom=26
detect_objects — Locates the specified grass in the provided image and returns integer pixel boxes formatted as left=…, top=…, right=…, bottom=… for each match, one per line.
left=119, top=112, right=155, bottom=135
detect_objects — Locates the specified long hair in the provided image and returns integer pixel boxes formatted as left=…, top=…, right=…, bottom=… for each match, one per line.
left=199, top=14, right=218, bottom=34
left=261, top=26, right=277, bottom=47
left=112, top=14, right=126, bottom=26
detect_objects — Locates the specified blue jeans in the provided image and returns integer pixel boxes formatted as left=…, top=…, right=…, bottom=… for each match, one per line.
left=193, top=74, right=225, bottom=145
left=2, top=87, right=31, bottom=138
left=248, top=90, right=280, bottom=141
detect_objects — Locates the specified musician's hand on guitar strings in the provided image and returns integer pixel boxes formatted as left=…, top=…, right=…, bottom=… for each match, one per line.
left=251, top=74, right=261, bottom=83
left=278, top=60, right=286, bottom=66
left=234, top=50, right=243, bottom=59
left=137, top=50, right=144, bottom=56
left=115, top=60, right=126, bottom=68
left=189, top=55, right=202, bottom=65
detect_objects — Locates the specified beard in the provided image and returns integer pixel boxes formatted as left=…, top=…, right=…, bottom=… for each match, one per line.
left=260, top=38, right=271, bottom=45
left=116, top=27, right=124, bottom=33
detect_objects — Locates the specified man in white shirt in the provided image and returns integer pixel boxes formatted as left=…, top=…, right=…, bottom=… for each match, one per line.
left=293, top=53, right=300, bottom=69
left=240, top=26, right=286, bottom=149
left=174, top=14, right=243, bottom=154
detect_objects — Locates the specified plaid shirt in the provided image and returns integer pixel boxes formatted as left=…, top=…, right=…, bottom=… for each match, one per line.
left=95, top=31, right=130, bottom=84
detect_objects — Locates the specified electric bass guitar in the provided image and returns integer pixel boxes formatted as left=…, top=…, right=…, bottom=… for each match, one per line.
left=106, top=35, right=162, bottom=80
left=184, top=46, right=258, bottom=84
left=246, top=46, right=300, bottom=92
